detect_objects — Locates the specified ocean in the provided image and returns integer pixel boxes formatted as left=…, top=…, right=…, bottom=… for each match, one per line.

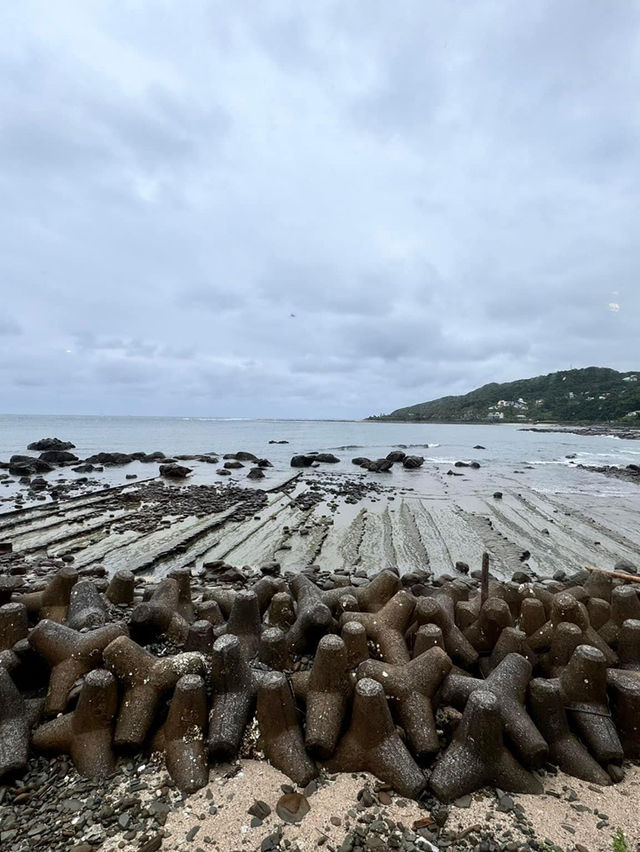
left=1, top=414, right=640, bottom=500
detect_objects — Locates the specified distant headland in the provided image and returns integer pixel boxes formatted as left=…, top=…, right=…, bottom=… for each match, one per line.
left=368, top=367, right=640, bottom=424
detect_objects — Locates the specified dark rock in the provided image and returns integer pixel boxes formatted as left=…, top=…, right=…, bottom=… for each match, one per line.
left=39, top=450, right=79, bottom=464
left=291, top=455, right=315, bottom=467
left=159, top=463, right=192, bottom=478
left=402, top=456, right=424, bottom=469
left=276, top=792, right=310, bottom=823
left=28, top=438, right=76, bottom=451
left=84, top=452, right=133, bottom=465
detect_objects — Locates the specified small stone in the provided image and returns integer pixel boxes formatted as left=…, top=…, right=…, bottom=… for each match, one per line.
left=276, top=793, right=310, bottom=824
left=249, top=800, right=272, bottom=819
left=497, top=794, right=514, bottom=813
left=453, top=795, right=472, bottom=808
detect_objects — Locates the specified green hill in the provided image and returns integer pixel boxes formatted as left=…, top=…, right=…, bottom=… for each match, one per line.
left=369, top=367, right=640, bottom=424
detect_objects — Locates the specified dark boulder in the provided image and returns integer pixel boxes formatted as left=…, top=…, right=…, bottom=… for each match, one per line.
left=386, top=451, right=406, bottom=463
left=248, top=468, right=265, bottom=479
left=224, top=461, right=244, bottom=469
left=39, top=450, right=79, bottom=464
left=366, top=459, right=393, bottom=472
left=402, top=455, right=424, bottom=469
left=9, top=456, right=53, bottom=476
left=131, top=451, right=166, bottom=462
left=313, top=453, right=340, bottom=464
left=84, top=452, right=132, bottom=466
left=27, top=438, right=76, bottom=451
left=224, top=452, right=258, bottom=462
left=351, top=457, right=371, bottom=466
left=290, top=455, right=315, bottom=468
left=159, top=464, right=192, bottom=478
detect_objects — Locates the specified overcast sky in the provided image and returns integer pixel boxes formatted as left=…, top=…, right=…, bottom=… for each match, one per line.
left=1, top=2, right=638, bottom=418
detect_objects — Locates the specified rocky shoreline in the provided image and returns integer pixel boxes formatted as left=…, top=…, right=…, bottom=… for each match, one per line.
left=1, top=438, right=640, bottom=852
left=577, top=463, right=640, bottom=486
left=522, top=425, right=640, bottom=441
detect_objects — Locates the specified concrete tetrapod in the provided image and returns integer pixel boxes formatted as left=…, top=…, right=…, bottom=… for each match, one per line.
left=303, top=635, right=353, bottom=758
left=267, top=591, right=296, bottom=631
left=584, top=569, right=614, bottom=603
left=130, top=578, right=190, bottom=644
left=206, top=577, right=284, bottom=619
left=439, top=653, right=548, bottom=768
left=323, top=570, right=401, bottom=615
left=166, top=568, right=196, bottom=623
left=528, top=678, right=611, bottom=785
left=430, top=690, right=543, bottom=802
left=339, top=590, right=415, bottom=665
left=259, top=627, right=293, bottom=672
left=32, top=669, right=118, bottom=778
left=0, top=602, right=28, bottom=650
left=29, top=620, right=127, bottom=716
left=537, top=621, right=583, bottom=678
left=341, top=621, right=369, bottom=669
left=357, top=645, right=451, bottom=758
left=463, top=598, right=513, bottom=654
left=618, top=618, right=640, bottom=672
left=518, top=598, right=547, bottom=637
left=15, top=566, right=78, bottom=623
left=67, top=580, right=107, bottom=631
left=161, top=674, right=209, bottom=793
left=103, top=636, right=204, bottom=750
left=225, top=589, right=262, bottom=660
left=529, top=592, right=617, bottom=665
left=0, top=666, right=41, bottom=780
left=480, top=626, right=535, bottom=677
left=325, top=678, right=426, bottom=799
left=558, top=645, right=623, bottom=764
left=412, top=597, right=478, bottom=668
left=105, top=569, right=135, bottom=605
left=184, top=620, right=214, bottom=654
left=606, top=669, right=640, bottom=758
left=208, top=634, right=257, bottom=759
left=257, top=671, right=318, bottom=787
left=412, top=624, right=446, bottom=659
left=599, top=586, right=640, bottom=647
left=587, top=597, right=610, bottom=631
left=287, top=575, right=334, bottom=654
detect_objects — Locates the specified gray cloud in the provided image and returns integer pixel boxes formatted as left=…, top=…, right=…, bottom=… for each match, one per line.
left=0, top=1, right=638, bottom=417
left=0, top=318, right=21, bottom=335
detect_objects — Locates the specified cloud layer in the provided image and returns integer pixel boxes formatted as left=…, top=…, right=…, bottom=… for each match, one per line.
left=1, top=1, right=638, bottom=417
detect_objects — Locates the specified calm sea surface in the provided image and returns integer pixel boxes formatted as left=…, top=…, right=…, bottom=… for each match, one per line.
left=1, top=414, right=639, bottom=497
